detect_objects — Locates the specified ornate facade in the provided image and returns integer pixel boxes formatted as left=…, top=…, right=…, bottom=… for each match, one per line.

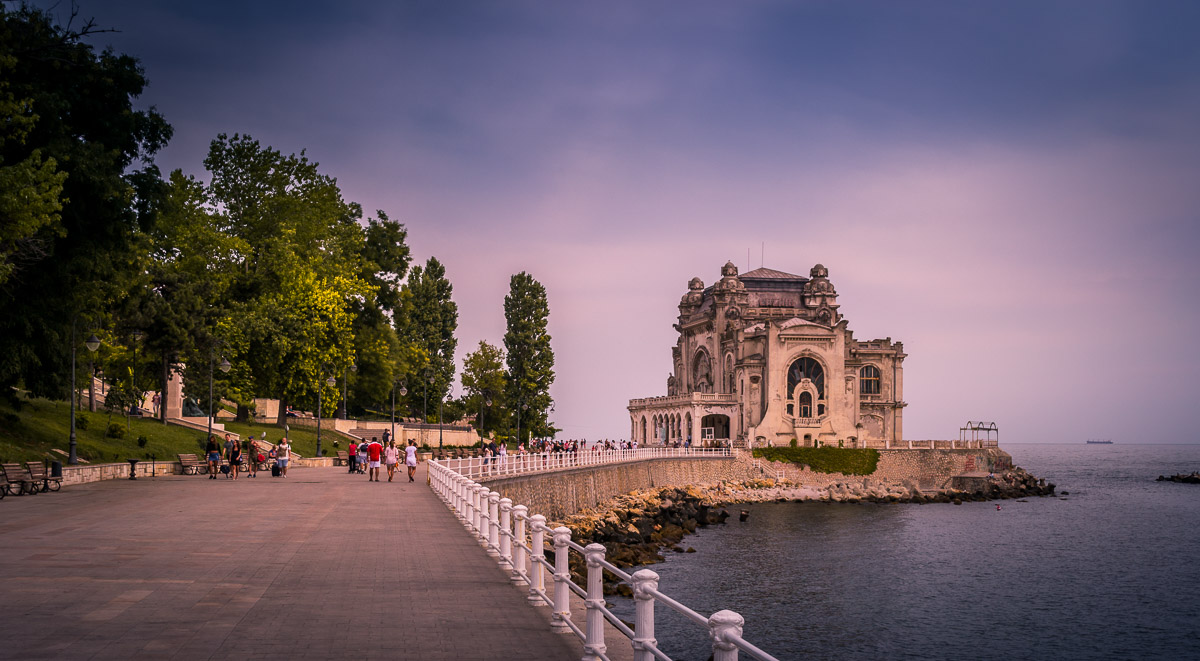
left=628, top=262, right=906, bottom=448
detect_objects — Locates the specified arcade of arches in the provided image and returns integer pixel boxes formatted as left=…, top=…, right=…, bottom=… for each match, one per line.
left=628, top=262, right=907, bottom=448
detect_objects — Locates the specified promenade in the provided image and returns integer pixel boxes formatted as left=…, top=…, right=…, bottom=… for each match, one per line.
left=0, top=465, right=588, bottom=660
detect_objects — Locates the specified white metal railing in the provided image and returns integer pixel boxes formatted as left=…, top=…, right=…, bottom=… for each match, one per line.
left=440, top=447, right=732, bottom=481
left=428, top=457, right=780, bottom=661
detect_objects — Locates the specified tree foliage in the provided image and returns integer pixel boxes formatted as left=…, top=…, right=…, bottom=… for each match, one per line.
left=462, top=341, right=506, bottom=437
left=504, top=272, right=555, bottom=440
left=0, top=5, right=171, bottom=401
left=400, top=257, right=457, bottom=416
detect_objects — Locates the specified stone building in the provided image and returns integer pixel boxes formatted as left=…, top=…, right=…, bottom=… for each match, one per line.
left=628, top=262, right=906, bottom=448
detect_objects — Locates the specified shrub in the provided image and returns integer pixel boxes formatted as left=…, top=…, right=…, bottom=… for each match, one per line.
left=2, top=411, right=19, bottom=426
left=752, top=447, right=880, bottom=475
left=106, top=423, right=126, bottom=439
left=789, top=437, right=798, bottom=448
left=75, top=414, right=90, bottom=430
left=137, top=435, right=149, bottom=448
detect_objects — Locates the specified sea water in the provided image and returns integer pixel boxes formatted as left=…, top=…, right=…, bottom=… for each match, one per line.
left=606, top=443, right=1200, bottom=660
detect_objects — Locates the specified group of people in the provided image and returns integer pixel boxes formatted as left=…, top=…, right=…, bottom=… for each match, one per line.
left=347, top=434, right=419, bottom=483
left=203, top=432, right=290, bottom=480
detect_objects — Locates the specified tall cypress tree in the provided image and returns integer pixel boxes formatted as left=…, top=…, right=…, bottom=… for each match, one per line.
left=503, top=272, right=555, bottom=441
left=400, top=257, right=457, bottom=419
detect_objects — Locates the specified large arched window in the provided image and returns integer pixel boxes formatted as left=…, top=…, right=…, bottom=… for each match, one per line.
left=787, top=357, right=825, bottom=401
left=860, top=365, right=881, bottom=395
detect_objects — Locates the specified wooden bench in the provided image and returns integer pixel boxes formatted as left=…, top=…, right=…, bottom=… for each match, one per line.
left=334, top=451, right=349, bottom=466
left=1, top=463, right=39, bottom=495
left=26, top=462, right=61, bottom=492
left=178, top=453, right=207, bottom=475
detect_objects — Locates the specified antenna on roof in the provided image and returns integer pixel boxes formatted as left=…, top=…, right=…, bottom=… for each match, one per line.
left=746, top=248, right=750, bottom=272
left=761, top=242, right=764, bottom=268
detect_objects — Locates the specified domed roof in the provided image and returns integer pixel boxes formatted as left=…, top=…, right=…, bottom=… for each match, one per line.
left=721, top=261, right=739, bottom=277
left=688, top=277, right=704, bottom=290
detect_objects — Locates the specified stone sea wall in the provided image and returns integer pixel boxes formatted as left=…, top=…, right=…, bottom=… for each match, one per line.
left=483, top=448, right=1017, bottom=518
left=480, top=457, right=757, bottom=519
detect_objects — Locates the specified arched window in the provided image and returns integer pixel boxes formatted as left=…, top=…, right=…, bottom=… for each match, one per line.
left=787, top=357, right=825, bottom=401
left=725, top=354, right=735, bottom=394
left=860, top=365, right=881, bottom=395
left=798, top=391, right=813, bottom=418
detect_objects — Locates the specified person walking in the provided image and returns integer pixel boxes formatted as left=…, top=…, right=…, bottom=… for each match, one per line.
left=347, top=440, right=358, bottom=474
left=245, top=436, right=258, bottom=478
left=205, top=434, right=221, bottom=480
left=356, top=441, right=368, bottom=475
left=367, top=436, right=383, bottom=482
left=222, top=434, right=237, bottom=479
left=384, top=440, right=399, bottom=482
left=228, top=437, right=242, bottom=480
left=405, top=440, right=419, bottom=482
left=276, top=437, right=291, bottom=477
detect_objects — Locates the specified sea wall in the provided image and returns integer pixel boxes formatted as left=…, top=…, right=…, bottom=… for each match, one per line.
left=481, top=448, right=1016, bottom=518
left=480, top=457, right=755, bottom=519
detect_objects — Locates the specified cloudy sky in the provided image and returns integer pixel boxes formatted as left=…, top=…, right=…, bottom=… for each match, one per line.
left=62, top=0, right=1200, bottom=443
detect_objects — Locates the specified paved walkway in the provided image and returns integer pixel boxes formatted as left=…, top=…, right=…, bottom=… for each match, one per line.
left=0, top=465, right=588, bottom=660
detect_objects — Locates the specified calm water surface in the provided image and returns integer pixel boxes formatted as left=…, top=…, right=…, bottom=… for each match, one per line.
left=607, top=444, right=1200, bottom=661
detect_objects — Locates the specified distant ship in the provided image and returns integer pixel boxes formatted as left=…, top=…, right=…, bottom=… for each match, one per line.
left=1086, top=439, right=1114, bottom=444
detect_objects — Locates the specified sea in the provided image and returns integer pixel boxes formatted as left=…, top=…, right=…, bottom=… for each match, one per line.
left=606, top=443, right=1200, bottom=661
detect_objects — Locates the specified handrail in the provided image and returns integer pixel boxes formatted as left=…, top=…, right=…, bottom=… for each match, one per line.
left=441, top=447, right=733, bottom=482
left=428, top=454, right=781, bottom=661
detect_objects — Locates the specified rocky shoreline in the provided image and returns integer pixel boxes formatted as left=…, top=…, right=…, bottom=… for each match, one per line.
left=1157, top=472, right=1200, bottom=484
left=560, top=469, right=1056, bottom=595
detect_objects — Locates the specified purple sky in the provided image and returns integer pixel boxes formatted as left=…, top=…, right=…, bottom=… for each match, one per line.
left=60, top=1, right=1200, bottom=443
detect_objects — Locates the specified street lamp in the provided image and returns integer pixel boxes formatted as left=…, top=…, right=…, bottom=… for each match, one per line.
left=479, top=396, right=492, bottom=445
left=128, top=330, right=145, bottom=431
left=69, top=326, right=101, bottom=465
left=516, top=401, right=529, bottom=447
left=423, top=368, right=432, bottom=449
left=206, top=351, right=231, bottom=445
left=317, top=372, right=335, bottom=458
left=339, top=362, right=357, bottom=420
left=391, top=378, right=407, bottom=446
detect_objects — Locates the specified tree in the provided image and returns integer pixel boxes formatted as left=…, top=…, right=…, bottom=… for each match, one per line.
left=504, top=272, right=555, bottom=441
left=0, top=5, right=171, bottom=402
left=462, top=341, right=506, bottom=439
left=400, top=257, right=457, bottom=419
left=198, top=134, right=368, bottom=425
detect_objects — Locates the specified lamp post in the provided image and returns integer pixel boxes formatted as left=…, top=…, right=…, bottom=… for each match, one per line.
left=391, top=378, right=407, bottom=446
left=207, top=349, right=231, bottom=444
left=479, top=396, right=491, bottom=445
left=516, top=401, right=528, bottom=447
left=128, top=330, right=145, bottom=432
left=423, top=368, right=432, bottom=449
left=69, top=327, right=101, bottom=465
left=339, top=363, right=357, bottom=420
left=317, top=372, right=336, bottom=458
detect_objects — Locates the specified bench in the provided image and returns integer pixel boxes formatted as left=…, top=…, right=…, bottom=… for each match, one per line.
left=334, top=451, right=349, bottom=466
left=1, top=463, right=39, bottom=495
left=178, top=453, right=207, bottom=475
left=26, top=462, right=61, bottom=492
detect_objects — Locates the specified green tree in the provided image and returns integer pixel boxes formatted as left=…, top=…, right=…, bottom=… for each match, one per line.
left=198, top=134, right=368, bottom=425
left=0, top=5, right=172, bottom=402
left=504, top=272, right=555, bottom=441
left=400, top=257, right=457, bottom=419
left=461, top=341, right=506, bottom=439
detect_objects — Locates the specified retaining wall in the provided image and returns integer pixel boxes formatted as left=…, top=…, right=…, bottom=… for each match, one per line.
left=760, top=448, right=1014, bottom=490
left=480, top=457, right=756, bottom=519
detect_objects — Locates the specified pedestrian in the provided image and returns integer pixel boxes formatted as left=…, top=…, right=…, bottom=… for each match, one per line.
left=385, top=440, right=399, bottom=482
left=405, top=440, right=419, bottom=482
left=357, top=440, right=368, bottom=474
left=228, top=437, right=242, bottom=480
left=246, top=436, right=258, bottom=478
left=367, top=436, right=383, bottom=482
left=151, top=392, right=160, bottom=417
left=223, top=433, right=237, bottom=479
left=276, top=437, right=291, bottom=477
left=205, top=434, right=221, bottom=479
left=348, top=440, right=358, bottom=474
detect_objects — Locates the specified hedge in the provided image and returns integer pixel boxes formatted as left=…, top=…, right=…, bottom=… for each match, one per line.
left=752, top=447, right=880, bottom=475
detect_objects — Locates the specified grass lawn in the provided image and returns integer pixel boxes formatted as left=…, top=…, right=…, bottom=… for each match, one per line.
left=0, top=396, right=356, bottom=464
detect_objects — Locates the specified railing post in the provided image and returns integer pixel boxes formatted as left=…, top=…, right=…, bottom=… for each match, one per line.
left=550, top=526, right=572, bottom=632
left=708, top=609, right=744, bottom=661
left=472, top=484, right=485, bottom=539
left=499, top=497, right=513, bottom=570
left=487, top=491, right=501, bottom=557
left=511, top=504, right=528, bottom=584
left=583, top=543, right=608, bottom=661
left=528, top=514, right=547, bottom=604
left=631, top=569, right=659, bottom=661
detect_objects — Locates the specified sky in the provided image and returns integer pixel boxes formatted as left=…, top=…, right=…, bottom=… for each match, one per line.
left=47, top=0, right=1200, bottom=443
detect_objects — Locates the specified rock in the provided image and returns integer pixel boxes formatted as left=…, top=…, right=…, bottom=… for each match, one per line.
left=685, top=547, right=696, bottom=553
